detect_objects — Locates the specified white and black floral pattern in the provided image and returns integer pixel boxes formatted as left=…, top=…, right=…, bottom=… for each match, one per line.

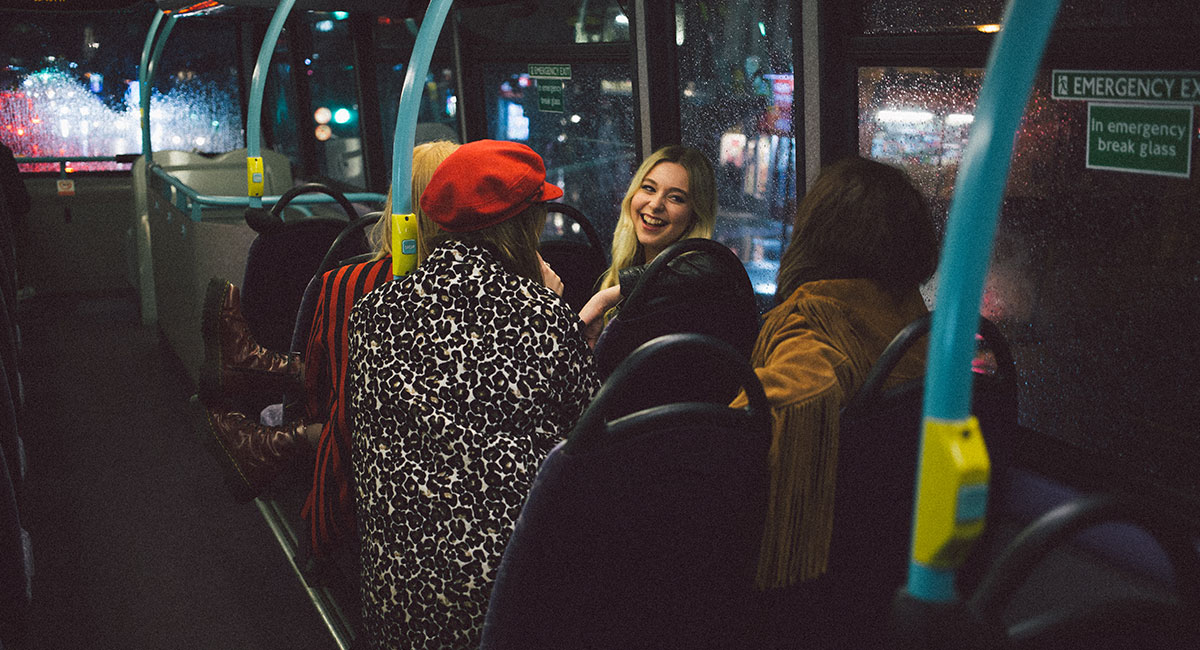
left=348, top=240, right=598, bottom=649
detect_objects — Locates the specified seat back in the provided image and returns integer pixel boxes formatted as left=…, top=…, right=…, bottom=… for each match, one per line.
left=481, top=333, right=773, bottom=650
left=0, top=198, right=16, bottom=324
left=287, top=212, right=380, bottom=356
left=762, top=314, right=1019, bottom=647
left=0, top=291, right=19, bottom=415
left=240, top=183, right=363, bottom=353
left=592, top=238, right=760, bottom=404
left=537, top=203, right=607, bottom=313
left=0, top=432, right=30, bottom=647
left=968, top=494, right=1200, bottom=649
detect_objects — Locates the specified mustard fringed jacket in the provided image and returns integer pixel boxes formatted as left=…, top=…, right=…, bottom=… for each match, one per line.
left=736, top=279, right=929, bottom=589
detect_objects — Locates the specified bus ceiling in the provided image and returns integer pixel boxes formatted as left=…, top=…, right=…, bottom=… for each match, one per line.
left=5, top=0, right=152, bottom=10
left=151, top=0, right=517, bottom=14
left=155, top=0, right=413, bottom=12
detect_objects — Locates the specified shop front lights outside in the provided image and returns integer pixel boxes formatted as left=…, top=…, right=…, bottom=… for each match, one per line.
left=877, top=109, right=934, bottom=123
left=314, top=106, right=332, bottom=125
left=333, top=108, right=353, bottom=124
left=315, top=124, right=332, bottom=141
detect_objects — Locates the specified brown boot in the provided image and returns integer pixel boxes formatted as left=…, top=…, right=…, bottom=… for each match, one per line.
left=191, top=395, right=307, bottom=502
left=200, top=277, right=304, bottom=403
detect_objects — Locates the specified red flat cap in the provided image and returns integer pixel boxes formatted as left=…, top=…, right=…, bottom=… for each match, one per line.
left=420, top=139, right=564, bottom=232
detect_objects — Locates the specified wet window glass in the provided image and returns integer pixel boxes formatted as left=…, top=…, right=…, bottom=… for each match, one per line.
left=482, top=62, right=636, bottom=248
left=265, top=28, right=301, bottom=169
left=459, top=1, right=630, bottom=45
left=306, top=13, right=364, bottom=187
left=373, top=15, right=459, bottom=164
left=676, top=0, right=797, bottom=308
left=1, top=6, right=243, bottom=172
left=859, top=66, right=1200, bottom=495
left=861, top=0, right=1200, bottom=34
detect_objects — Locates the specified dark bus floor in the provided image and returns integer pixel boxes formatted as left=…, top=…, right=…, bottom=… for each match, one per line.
left=14, top=289, right=338, bottom=650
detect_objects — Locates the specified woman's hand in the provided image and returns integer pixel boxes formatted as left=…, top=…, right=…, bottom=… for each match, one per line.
left=578, top=285, right=622, bottom=349
left=538, top=254, right=564, bottom=297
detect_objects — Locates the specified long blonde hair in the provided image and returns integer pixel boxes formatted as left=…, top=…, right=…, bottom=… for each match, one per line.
left=599, top=145, right=717, bottom=290
left=368, top=140, right=461, bottom=262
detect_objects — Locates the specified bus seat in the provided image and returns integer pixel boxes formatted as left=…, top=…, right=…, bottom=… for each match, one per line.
left=0, top=291, right=20, bottom=416
left=757, top=313, right=1019, bottom=648
left=151, top=148, right=293, bottom=200
left=0, top=199, right=16, bottom=322
left=481, top=333, right=772, bottom=650
left=537, top=203, right=607, bottom=313
left=239, top=183, right=363, bottom=356
left=0, top=436, right=31, bottom=648
left=287, top=212, right=379, bottom=357
left=0, top=354, right=23, bottom=495
left=592, top=238, right=760, bottom=398
left=967, top=494, right=1200, bottom=649
left=143, top=149, right=294, bottom=222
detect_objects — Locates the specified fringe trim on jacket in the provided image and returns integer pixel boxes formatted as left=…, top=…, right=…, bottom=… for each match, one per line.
left=748, top=280, right=926, bottom=590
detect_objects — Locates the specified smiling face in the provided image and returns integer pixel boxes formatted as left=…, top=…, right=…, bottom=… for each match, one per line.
left=629, top=161, right=694, bottom=263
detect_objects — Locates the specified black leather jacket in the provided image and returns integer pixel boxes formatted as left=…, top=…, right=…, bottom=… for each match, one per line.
left=596, top=242, right=760, bottom=383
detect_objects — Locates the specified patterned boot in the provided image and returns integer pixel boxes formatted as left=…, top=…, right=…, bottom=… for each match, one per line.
left=191, top=396, right=307, bottom=502
left=200, top=277, right=304, bottom=404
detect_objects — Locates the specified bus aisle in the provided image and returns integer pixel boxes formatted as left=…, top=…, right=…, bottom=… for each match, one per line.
left=14, top=289, right=336, bottom=650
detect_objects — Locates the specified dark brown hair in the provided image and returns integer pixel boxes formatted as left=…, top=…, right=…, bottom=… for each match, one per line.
left=775, top=156, right=937, bottom=302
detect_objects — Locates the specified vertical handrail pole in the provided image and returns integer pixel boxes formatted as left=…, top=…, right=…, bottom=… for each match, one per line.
left=905, top=0, right=1061, bottom=604
left=138, top=10, right=166, bottom=161
left=146, top=15, right=179, bottom=111
left=245, top=0, right=298, bottom=209
left=390, top=0, right=455, bottom=279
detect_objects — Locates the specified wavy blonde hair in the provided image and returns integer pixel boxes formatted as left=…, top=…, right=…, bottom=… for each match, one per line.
left=368, top=140, right=461, bottom=263
left=599, top=145, right=717, bottom=290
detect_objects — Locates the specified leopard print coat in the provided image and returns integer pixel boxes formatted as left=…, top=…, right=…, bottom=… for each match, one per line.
left=347, top=240, right=599, bottom=649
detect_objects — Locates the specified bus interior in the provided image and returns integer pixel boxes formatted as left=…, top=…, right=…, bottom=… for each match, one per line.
left=1, top=0, right=1198, bottom=648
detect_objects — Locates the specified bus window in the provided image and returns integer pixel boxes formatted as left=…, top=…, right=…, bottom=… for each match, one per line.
left=306, top=12, right=365, bottom=187
left=456, top=2, right=633, bottom=246
left=263, top=23, right=303, bottom=177
left=676, top=0, right=796, bottom=305
left=373, top=13, right=459, bottom=164
left=481, top=63, right=636, bottom=246
left=0, top=4, right=242, bottom=172
left=859, top=65, right=1200, bottom=501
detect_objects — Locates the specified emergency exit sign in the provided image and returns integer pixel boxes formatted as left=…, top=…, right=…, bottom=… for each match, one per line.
left=1053, top=70, right=1200, bottom=103
left=529, top=64, right=570, bottom=113
left=528, top=64, right=571, bottom=80
left=1086, top=103, right=1193, bottom=178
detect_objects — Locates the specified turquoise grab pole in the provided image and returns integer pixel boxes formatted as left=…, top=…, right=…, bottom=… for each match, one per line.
left=138, top=10, right=176, bottom=160
left=390, top=0, right=454, bottom=279
left=905, top=0, right=1061, bottom=603
left=146, top=15, right=178, bottom=102
left=245, top=0, right=298, bottom=209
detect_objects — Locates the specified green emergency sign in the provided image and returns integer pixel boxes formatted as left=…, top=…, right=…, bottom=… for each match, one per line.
left=1053, top=70, right=1200, bottom=104
left=1086, top=103, right=1193, bottom=178
left=537, top=80, right=564, bottom=113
